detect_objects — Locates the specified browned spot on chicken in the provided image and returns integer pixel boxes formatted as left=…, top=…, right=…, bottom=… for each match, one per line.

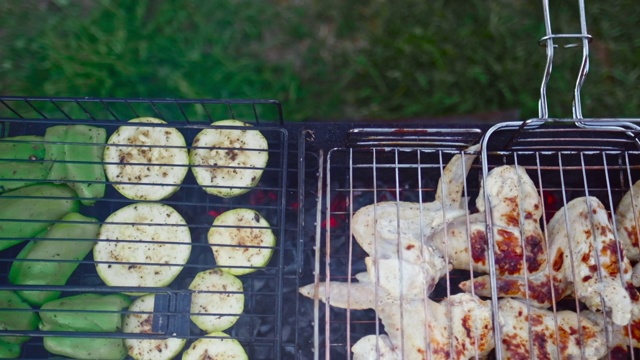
left=496, top=229, right=524, bottom=275
left=532, top=325, right=552, bottom=359
left=601, top=241, right=621, bottom=276
left=497, top=279, right=522, bottom=296
left=525, top=234, right=545, bottom=273
left=557, top=326, right=571, bottom=357
left=503, top=334, right=530, bottom=360
left=624, top=226, right=639, bottom=247
left=405, top=244, right=415, bottom=251
left=553, top=249, right=564, bottom=272
left=470, top=230, right=488, bottom=266
left=502, top=196, right=521, bottom=227
left=461, top=313, right=473, bottom=340
left=627, top=319, right=640, bottom=342
left=627, top=282, right=640, bottom=301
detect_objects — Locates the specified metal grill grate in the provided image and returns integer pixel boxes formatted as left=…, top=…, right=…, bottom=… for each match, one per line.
left=0, top=96, right=288, bottom=359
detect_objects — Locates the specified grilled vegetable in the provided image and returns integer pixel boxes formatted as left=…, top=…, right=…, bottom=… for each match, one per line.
left=0, top=341, right=20, bottom=359
left=43, top=336, right=127, bottom=360
left=45, top=125, right=107, bottom=206
left=189, top=269, right=244, bottom=332
left=0, top=290, right=40, bottom=358
left=0, top=135, right=50, bottom=193
left=208, top=208, right=275, bottom=276
left=9, top=212, right=99, bottom=306
left=94, top=203, right=191, bottom=293
left=190, top=119, right=268, bottom=198
left=39, top=293, right=131, bottom=332
left=0, top=183, right=79, bottom=252
left=103, top=117, right=189, bottom=201
left=123, top=294, right=186, bottom=360
left=181, top=332, right=248, bottom=360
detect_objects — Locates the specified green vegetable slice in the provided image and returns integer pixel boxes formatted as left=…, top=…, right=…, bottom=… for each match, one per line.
left=208, top=208, right=275, bottom=276
left=123, top=294, right=186, bottom=360
left=0, top=184, right=79, bottom=252
left=0, top=290, right=39, bottom=346
left=9, top=212, right=99, bottom=306
left=0, top=135, right=49, bottom=193
left=103, top=117, right=189, bottom=201
left=181, top=332, right=247, bottom=360
left=94, top=203, right=191, bottom=293
left=43, top=336, right=126, bottom=360
left=39, top=293, right=131, bottom=332
left=190, top=119, right=268, bottom=198
left=189, top=269, right=244, bottom=332
left=45, top=125, right=107, bottom=206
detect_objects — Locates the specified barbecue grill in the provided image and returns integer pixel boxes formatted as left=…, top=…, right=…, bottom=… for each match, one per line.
left=2, top=0, right=640, bottom=359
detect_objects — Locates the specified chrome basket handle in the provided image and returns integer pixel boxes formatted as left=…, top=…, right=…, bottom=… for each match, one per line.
left=538, top=0, right=592, bottom=120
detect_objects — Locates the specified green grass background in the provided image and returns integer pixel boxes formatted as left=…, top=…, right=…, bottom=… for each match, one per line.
left=1, top=0, right=638, bottom=121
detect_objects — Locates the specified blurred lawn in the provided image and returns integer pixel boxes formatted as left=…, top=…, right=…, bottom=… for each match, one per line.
left=0, top=0, right=638, bottom=121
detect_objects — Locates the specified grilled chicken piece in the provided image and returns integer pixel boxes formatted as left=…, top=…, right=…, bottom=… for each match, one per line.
left=351, top=145, right=479, bottom=260
left=352, top=335, right=398, bottom=360
left=466, top=196, right=634, bottom=326
left=581, top=310, right=634, bottom=359
left=364, top=247, right=448, bottom=298
left=349, top=146, right=478, bottom=296
left=299, top=279, right=494, bottom=360
left=633, top=262, right=640, bottom=287
left=498, top=298, right=607, bottom=359
left=616, top=179, right=640, bottom=262
left=299, top=145, right=484, bottom=358
left=435, top=144, right=481, bottom=210
left=432, top=165, right=547, bottom=276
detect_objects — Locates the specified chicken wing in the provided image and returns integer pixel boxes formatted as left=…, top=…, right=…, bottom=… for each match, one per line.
left=432, top=165, right=547, bottom=276
left=465, top=197, right=634, bottom=326
left=352, top=335, right=398, bottom=360
left=498, top=298, right=607, bottom=359
left=615, top=179, right=640, bottom=262
left=349, top=146, right=478, bottom=296
left=299, top=280, right=494, bottom=360
left=351, top=145, right=479, bottom=260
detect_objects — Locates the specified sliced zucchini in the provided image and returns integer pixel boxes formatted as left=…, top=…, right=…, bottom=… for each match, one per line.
left=190, top=119, right=268, bottom=198
left=208, top=208, right=276, bottom=276
left=181, top=332, right=247, bottom=360
left=123, top=294, right=186, bottom=360
left=104, top=117, right=189, bottom=201
left=94, top=203, right=191, bottom=293
left=189, top=269, right=244, bottom=332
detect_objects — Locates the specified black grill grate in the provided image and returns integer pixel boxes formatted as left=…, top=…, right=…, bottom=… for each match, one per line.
left=0, top=96, right=288, bottom=359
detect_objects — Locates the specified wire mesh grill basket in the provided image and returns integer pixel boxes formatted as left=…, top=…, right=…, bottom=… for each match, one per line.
left=299, top=1, right=640, bottom=359
left=0, top=96, right=289, bottom=359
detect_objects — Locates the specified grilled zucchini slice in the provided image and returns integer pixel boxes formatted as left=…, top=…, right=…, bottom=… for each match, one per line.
left=189, top=269, right=244, bottom=332
left=104, top=117, right=189, bottom=201
left=123, top=294, right=186, bottom=360
left=181, top=332, right=247, bottom=360
left=94, top=203, right=191, bottom=293
left=208, top=208, right=275, bottom=276
left=190, top=119, right=268, bottom=198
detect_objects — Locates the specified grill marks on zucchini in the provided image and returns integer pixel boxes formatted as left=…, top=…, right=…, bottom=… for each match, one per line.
left=190, top=119, right=268, bottom=198
left=208, top=208, right=276, bottom=276
left=94, top=203, right=191, bottom=292
left=103, top=117, right=189, bottom=201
